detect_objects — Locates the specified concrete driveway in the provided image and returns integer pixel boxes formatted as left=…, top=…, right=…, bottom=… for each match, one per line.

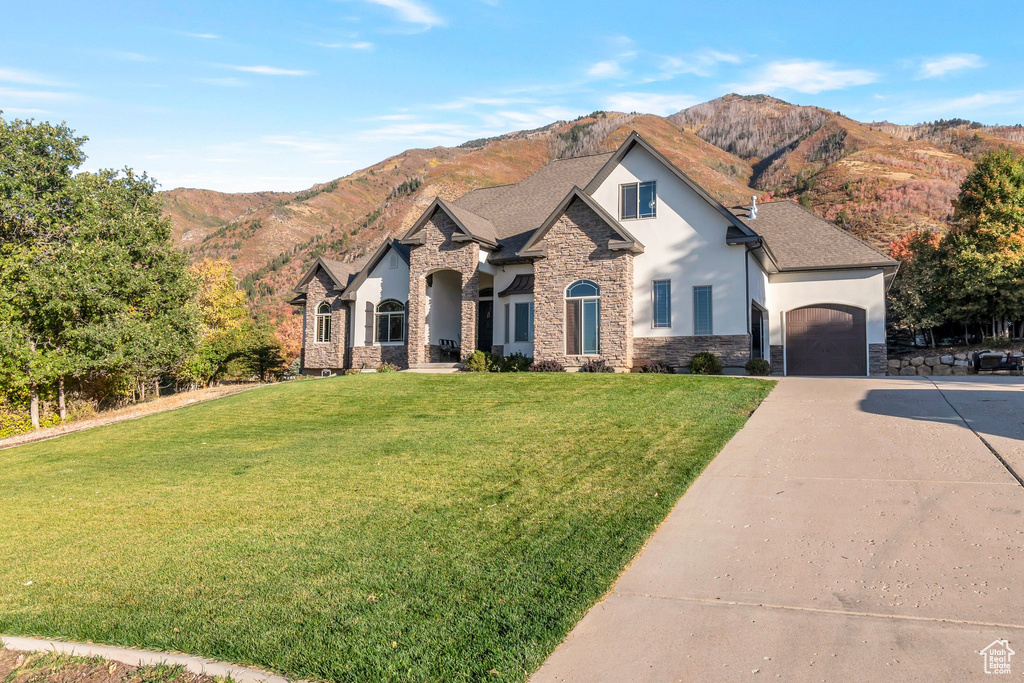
left=533, top=377, right=1024, bottom=682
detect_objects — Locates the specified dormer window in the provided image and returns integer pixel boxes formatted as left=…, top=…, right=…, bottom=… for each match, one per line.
left=620, top=181, right=656, bottom=220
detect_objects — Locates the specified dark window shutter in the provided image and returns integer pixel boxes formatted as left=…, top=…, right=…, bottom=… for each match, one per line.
left=404, top=300, right=409, bottom=343
left=365, top=301, right=375, bottom=344
left=566, top=299, right=581, bottom=355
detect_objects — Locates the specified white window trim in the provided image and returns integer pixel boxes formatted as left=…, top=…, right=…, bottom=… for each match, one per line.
left=619, top=180, right=657, bottom=221
left=652, top=279, right=671, bottom=329
left=693, top=285, right=713, bottom=336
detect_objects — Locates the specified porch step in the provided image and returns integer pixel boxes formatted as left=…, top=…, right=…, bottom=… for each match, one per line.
left=405, top=362, right=463, bottom=373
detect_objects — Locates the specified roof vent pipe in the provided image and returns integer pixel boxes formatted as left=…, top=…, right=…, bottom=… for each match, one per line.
left=749, top=195, right=758, bottom=220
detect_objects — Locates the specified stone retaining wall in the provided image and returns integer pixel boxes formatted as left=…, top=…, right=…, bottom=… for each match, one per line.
left=888, top=353, right=971, bottom=376
left=634, top=335, right=751, bottom=370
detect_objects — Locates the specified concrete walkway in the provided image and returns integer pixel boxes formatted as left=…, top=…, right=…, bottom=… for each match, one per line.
left=533, top=377, right=1024, bottom=682
left=1, top=636, right=288, bottom=682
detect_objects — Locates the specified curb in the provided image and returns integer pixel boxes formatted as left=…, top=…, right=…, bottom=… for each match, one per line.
left=1, top=636, right=289, bottom=683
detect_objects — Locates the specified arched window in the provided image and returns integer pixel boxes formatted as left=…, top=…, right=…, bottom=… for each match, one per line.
left=566, top=280, right=600, bottom=355
left=376, top=299, right=405, bottom=343
left=315, top=302, right=332, bottom=343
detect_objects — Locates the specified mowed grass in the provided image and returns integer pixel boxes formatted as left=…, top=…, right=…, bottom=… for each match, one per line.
left=0, top=373, right=773, bottom=681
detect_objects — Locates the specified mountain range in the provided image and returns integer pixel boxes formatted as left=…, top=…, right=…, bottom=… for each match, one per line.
left=161, top=94, right=1024, bottom=345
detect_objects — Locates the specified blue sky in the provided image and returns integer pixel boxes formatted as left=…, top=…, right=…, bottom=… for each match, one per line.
left=2, top=0, right=1021, bottom=192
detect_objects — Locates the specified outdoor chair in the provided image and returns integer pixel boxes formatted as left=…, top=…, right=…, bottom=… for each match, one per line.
left=439, top=339, right=460, bottom=363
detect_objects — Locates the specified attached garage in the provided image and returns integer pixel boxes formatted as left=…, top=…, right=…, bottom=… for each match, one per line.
left=785, top=304, right=866, bottom=376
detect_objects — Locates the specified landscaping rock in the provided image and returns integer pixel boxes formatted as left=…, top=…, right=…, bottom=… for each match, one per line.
left=910, top=356, right=925, bottom=367
left=899, top=366, right=917, bottom=376
left=940, top=355, right=954, bottom=365
left=951, top=366, right=968, bottom=376
left=888, top=359, right=901, bottom=369
left=932, top=365, right=952, bottom=376
left=954, top=359, right=969, bottom=367
left=901, top=359, right=911, bottom=368
left=955, top=353, right=968, bottom=360
left=925, top=356, right=942, bottom=367
left=917, top=365, right=933, bottom=376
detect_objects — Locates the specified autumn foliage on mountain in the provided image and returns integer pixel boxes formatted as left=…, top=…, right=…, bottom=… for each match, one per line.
left=161, top=94, right=1024, bottom=340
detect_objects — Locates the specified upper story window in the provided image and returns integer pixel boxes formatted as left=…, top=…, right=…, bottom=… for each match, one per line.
left=620, top=180, right=656, bottom=220
left=389, top=251, right=399, bottom=269
left=653, top=280, right=671, bottom=328
left=566, top=280, right=600, bottom=355
left=693, top=286, right=713, bottom=335
left=375, top=299, right=405, bottom=343
left=315, top=302, right=332, bottom=343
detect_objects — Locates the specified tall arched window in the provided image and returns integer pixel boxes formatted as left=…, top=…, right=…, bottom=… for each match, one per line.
left=315, top=302, right=332, bottom=343
left=376, top=299, right=405, bottom=343
left=566, top=280, right=600, bottom=355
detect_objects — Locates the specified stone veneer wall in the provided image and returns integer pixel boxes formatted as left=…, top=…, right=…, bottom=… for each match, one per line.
left=406, top=211, right=480, bottom=364
left=532, top=199, right=634, bottom=370
left=633, top=335, right=750, bottom=370
left=869, top=343, right=888, bottom=376
left=889, top=353, right=971, bottom=376
left=351, top=344, right=408, bottom=369
left=770, top=345, right=784, bottom=375
left=302, top=268, right=348, bottom=371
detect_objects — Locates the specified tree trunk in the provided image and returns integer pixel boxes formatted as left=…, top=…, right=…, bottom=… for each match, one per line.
left=139, top=380, right=146, bottom=402
left=29, top=383, right=39, bottom=430
left=153, top=377, right=160, bottom=398
left=929, top=328, right=936, bottom=349
left=58, top=377, right=66, bottom=421
left=963, top=323, right=970, bottom=345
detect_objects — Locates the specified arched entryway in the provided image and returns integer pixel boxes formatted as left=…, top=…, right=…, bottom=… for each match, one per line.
left=785, top=304, right=867, bottom=376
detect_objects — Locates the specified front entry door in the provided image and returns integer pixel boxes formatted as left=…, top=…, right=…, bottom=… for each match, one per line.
left=477, top=300, right=493, bottom=352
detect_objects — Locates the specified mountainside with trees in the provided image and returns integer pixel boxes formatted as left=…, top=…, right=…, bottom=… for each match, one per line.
left=164, top=95, right=1024, bottom=336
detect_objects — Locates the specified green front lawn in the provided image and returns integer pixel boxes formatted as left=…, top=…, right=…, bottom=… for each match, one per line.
left=0, top=373, right=772, bottom=681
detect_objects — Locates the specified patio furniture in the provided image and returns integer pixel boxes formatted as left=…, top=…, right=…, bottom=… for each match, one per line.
left=438, top=338, right=461, bottom=363
left=973, top=351, right=1023, bottom=372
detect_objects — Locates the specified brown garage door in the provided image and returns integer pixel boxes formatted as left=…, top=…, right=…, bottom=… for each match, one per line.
left=785, top=304, right=866, bottom=376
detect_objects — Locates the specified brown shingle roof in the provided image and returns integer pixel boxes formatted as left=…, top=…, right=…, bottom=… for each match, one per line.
left=452, top=152, right=615, bottom=259
left=732, top=201, right=897, bottom=271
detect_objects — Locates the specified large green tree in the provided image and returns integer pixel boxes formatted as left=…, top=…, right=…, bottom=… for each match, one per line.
left=945, top=148, right=1024, bottom=337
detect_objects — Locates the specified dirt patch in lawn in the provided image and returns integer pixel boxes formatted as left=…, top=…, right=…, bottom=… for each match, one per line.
left=0, top=648, right=225, bottom=683
left=0, top=383, right=265, bottom=451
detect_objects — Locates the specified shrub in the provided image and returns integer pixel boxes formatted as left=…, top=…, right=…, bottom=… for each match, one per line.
left=745, top=358, right=772, bottom=376
left=689, top=352, right=722, bottom=375
left=463, top=350, right=494, bottom=372
left=578, top=358, right=614, bottom=373
left=529, top=359, right=565, bottom=373
left=638, top=360, right=672, bottom=374
left=376, top=362, right=399, bottom=373
left=496, top=352, right=533, bottom=373
left=344, top=368, right=361, bottom=375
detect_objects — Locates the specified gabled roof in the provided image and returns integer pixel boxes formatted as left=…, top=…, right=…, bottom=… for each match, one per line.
left=584, top=131, right=758, bottom=240
left=293, top=255, right=370, bottom=294
left=518, top=187, right=644, bottom=257
left=400, top=197, right=498, bottom=248
left=339, top=238, right=410, bottom=301
left=731, top=201, right=898, bottom=272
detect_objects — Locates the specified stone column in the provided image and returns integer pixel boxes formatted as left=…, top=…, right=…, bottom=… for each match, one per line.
left=460, top=269, right=479, bottom=359
left=407, top=264, right=426, bottom=366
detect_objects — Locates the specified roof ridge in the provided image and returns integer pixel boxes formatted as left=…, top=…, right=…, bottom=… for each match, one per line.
left=549, top=150, right=616, bottom=161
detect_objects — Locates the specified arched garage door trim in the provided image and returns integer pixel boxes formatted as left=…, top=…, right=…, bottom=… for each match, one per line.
left=785, top=303, right=867, bottom=377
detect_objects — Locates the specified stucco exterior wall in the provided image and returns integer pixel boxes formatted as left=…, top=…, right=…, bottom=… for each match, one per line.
left=493, top=263, right=535, bottom=358
left=766, top=269, right=888, bottom=346
left=589, top=145, right=749, bottom=339
left=352, top=245, right=410, bottom=350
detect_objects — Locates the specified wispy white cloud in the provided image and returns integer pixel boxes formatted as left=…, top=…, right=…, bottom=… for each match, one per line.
left=731, top=60, right=877, bottom=94
left=605, top=92, right=698, bottom=116
left=317, top=41, right=374, bottom=50
left=0, top=67, right=66, bottom=87
left=99, top=50, right=154, bottom=62
left=370, top=113, right=416, bottom=120
left=197, top=77, right=247, bottom=87
left=228, top=65, right=311, bottom=76
left=587, top=60, right=624, bottom=79
left=0, top=87, right=76, bottom=101
left=185, top=32, right=219, bottom=39
left=433, top=96, right=536, bottom=110
left=918, top=53, right=984, bottom=79
left=650, top=50, right=741, bottom=80
left=1, top=107, right=49, bottom=115
left=357, top=0, right=443, bottom=29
